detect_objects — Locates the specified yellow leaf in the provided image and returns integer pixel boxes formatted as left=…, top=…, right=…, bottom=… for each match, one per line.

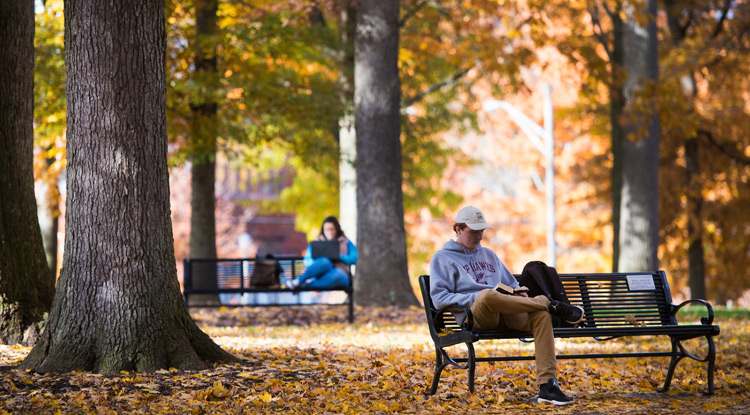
left=211, top=381, right=229, bottom=399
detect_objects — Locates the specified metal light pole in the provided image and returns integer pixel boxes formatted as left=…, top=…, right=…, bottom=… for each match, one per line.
left=483, top=84, right=556, bottom=266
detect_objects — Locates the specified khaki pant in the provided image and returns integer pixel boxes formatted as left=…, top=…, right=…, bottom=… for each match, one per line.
left=469, top=289, right=556, bottom=385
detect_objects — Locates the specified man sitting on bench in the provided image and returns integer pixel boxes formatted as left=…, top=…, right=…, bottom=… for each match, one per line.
left=429, top=206, right=584, bottom=406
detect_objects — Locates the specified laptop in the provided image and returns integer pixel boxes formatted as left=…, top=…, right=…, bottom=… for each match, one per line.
left=310, top=240, right=340, bottom=261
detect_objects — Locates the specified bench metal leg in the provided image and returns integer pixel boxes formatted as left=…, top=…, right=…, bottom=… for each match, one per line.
left=467, top=342, right=476, bottom=393
left=706, top=334, right=716, bottom=395
left=348, top=294, right=354, bottom=323
left=429, top=349, right=447, bottom=395
left=428, top=342, right=476, bottom=395
left=660, top=339, right=683, bottom=394
left=660, top=334, right=717, bottom=395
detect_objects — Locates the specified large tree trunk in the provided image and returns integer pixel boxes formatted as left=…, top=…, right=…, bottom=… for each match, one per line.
left=617, top=0, right=660, bottom=272
left=188, top=0, right=220, bottom=304
left=0, top=0, right=55, bottom=346
left=353, top=0, right=418, bottom=307
left=21, top=0, right=235, bottom=373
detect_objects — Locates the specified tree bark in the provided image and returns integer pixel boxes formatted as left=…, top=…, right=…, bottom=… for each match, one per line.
left=0, top=0, right=55, bottom=346
left=188, top=0, right=220, bottom=304
left=617, top=0, right=660, bottom=272
left=20, top=0, right=235, bottom=373
left=353, top=0, right=418, bottom=307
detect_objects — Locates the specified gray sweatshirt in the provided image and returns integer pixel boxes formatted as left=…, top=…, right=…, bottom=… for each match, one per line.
left=429, top=239, right=518, bottom=311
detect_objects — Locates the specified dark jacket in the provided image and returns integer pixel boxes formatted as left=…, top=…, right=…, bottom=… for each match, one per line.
left=519, top=261, right=573, bottom=328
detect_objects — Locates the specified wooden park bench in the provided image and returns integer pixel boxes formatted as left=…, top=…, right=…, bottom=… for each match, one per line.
left=183, top=256, right=354, bottom=323
left=418, top=271, right=720, bottom=395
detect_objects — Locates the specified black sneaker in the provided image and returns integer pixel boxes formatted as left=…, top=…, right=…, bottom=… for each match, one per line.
left=548, top=300, right=584, bottom=324
left=537, top=379, right=574, bottom=405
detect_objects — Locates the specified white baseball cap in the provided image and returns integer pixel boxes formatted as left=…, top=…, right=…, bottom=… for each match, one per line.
left=455, top=206, right=492, bottom=230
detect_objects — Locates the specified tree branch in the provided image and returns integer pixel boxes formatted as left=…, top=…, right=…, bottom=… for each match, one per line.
left=398, top=0, right=427, bottom=28
left=402, top=64, right=474, bottom=108
left=698, top=129, right=750, bottom=165
left=589, top=1, right=613, bottom=62
left=399, top=0, right=430, bottom=28
left=711, top=0, right=732, bottom=39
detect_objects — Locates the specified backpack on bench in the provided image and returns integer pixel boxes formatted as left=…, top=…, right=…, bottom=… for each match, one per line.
left=519, top=260, right=574, bottom=328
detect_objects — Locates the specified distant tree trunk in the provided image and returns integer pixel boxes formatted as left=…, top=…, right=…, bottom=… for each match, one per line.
left=36, top=156, right=59, bottom=279
left=665, top=0, right=706, bottom=299
left=38, top=205, right=59, bottom=278
left=309, top=3, right=358, bottom=243
left=0, top=0, right=55, bottom=346
left=337, top=4, right=358, bottom=245
left=21, top=0, right=235, bottom=373
left=188, top=0, right=220, bottom=304
left=610, top=10, right=625, bottom=272
left=353, top=0, right=418, bottom=307
left=617, top=0, right=660, bottom=272
left=685, top=136, right=706, bottom=298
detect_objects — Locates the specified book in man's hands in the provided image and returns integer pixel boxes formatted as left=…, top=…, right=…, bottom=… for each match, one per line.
left=495, top=282, right=529, bottom=295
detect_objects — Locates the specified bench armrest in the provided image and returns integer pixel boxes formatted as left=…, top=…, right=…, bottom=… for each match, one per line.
left=671, top=299, right=715, bottom=325
left=462, top=307, right=474, bottom=331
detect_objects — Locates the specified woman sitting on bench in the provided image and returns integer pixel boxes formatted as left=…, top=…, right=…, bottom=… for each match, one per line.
left=287, top=216, right=357, bottom=290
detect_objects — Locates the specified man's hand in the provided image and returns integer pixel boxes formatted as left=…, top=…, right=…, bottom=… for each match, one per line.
left=515, top=292, right=529, bottom=297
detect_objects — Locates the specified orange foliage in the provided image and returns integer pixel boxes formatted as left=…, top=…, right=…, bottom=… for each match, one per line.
left=406, top=41, right=613, bottom=282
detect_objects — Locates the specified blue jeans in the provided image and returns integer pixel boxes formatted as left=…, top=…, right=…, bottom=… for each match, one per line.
left=297, top=257, right=350, bottom=289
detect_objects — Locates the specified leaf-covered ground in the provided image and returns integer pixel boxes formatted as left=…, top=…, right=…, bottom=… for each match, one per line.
left=1, top=305, right=748, bottom=414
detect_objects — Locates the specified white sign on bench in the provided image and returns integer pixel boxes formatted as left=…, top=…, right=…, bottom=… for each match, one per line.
left=626, top=275, right=656, bottom=291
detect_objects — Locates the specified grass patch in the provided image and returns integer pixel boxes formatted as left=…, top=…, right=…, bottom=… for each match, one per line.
left=678, top=306, right=750, bottom=320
